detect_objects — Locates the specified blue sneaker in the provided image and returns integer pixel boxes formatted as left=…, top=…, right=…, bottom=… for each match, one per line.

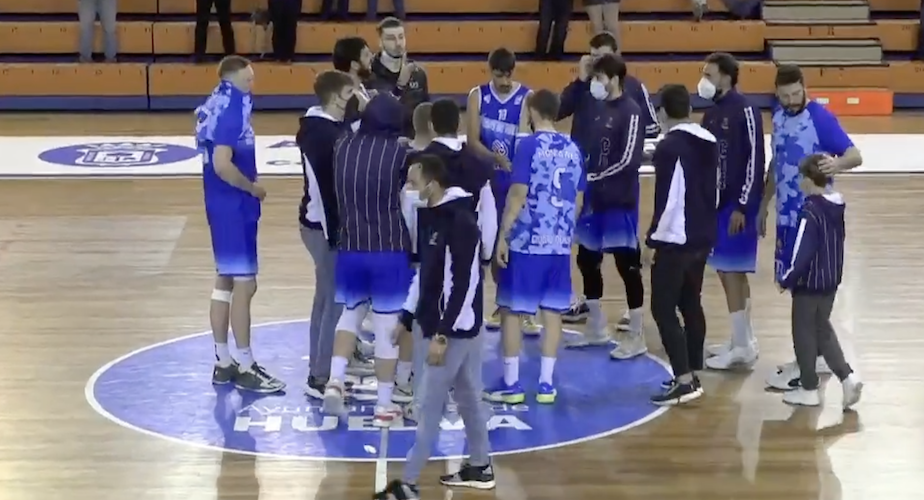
left=484, top=379, right=525, bottom=404
left=536, top=382, right=557, bottom=404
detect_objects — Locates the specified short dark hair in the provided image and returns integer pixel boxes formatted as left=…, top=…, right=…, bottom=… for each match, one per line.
left=430, top=99, right=460, bottom=136
left=591, top=53, right=627, bottom=83
left=415, top=154, right=450, bottom=187
left=705, top=52, right=739, bottom=87
left=527, top=89, right=560, bottom=121
left=775, top=64, right=804, bottom=87
left=412, top=102, right=432, bottom=135
left=313, top=70, right=354, bottom=106
left=658, top=84, right=691, bottom=120
left=799, top=154, right=830, bottom=187
left=589, top=32, right=618, bottom=52
left=332, top=36, right=368, bottom=72
left=488, top=48, right=516, bottom=74
left=377, top=16, right=403, bottom=34
left=218, top=55, right=251, bottom=78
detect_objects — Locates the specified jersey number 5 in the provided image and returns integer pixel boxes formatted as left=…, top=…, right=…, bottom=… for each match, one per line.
left=550, top=167, right=565, bottom=208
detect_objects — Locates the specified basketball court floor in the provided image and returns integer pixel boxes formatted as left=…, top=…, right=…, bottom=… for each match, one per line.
left=2, top=112, right=923, bottom=500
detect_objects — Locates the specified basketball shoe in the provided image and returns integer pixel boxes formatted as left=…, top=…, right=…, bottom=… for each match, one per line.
left=440, top=462, right=496, bottom=489
left=211, top=361, right=239, bottom=385
left=235, top=363, right=286, bottom=393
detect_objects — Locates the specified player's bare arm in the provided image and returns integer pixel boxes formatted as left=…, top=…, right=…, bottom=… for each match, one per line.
left=466, top=87, right=494, bottom=160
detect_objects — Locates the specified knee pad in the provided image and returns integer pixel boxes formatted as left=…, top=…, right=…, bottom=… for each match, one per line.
left=210, top=289, right=233, bottom=303
left=335, top=307, right=364, bottom=336
left=371, top=313, right=399, bottom=360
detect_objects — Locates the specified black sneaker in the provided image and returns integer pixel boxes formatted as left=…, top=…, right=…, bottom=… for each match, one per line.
left=651, top=380, right=702, bottom=406
left=439, top=462, right=496, bottom=490
left=373, top=480, right=419, bottom=500
left=660, top=374, right=700, bottom=390
left=304, top=375, right=327, bottom=399
left=562, top=300, right=589, bottom=323
left=234, top=363, right=286, bottom=394
left=212, top=362, right=238, bottom=385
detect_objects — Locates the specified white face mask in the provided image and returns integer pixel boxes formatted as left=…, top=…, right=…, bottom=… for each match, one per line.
left=590, top=80, right=608, bottom=101
left=697, top=77, right=717, bottom=100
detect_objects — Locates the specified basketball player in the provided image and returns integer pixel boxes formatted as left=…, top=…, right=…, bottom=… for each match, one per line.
left=322, top=95, right=413, bottom=426
left=567, top=54, right=646, bottom=360
left=465, top=47, right=540, bottom=334
left=370, top=17, right=430, bottom=138
left=696, top=52, right=766, bottom=371
left=196, top=55, right=284, bottom=393
left=487, top=89, right=584, bottom=404
left=759, top=64, right=863, bottom=390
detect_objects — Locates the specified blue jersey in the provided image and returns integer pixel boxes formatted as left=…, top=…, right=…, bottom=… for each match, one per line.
left=771, top=101, right=853, bottom=228
left=195, top=80, right=259, bottom=220
left=477, top=83, right=530, bottom=173
left=508, top=131, right=585, bottom=255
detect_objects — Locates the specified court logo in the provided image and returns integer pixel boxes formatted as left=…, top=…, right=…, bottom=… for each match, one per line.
left=39, top=141, right=199, bottom=168
left=86, top=320, right=672, bottom=461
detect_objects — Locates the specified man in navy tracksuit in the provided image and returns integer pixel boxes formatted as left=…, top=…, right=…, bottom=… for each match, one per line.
left=557, top=31, right=659, bottom=336
left=697, top=52, right=767, bottom=371
left=776, top=154, right=862, bottom=409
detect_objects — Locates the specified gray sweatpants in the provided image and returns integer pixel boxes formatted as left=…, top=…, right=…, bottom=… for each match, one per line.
left=791, top=291, right=851, bottom=390
left=78, top=0, right=118, bottom=60
left=301, top=226, right=342, bottom=380
left=404, top=336, right=491, bottom=483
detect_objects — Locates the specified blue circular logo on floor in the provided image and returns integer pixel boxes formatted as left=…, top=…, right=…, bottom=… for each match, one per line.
left=39, top=141, right=199, bottom=167
left=86, top=320, right=671, bottom=461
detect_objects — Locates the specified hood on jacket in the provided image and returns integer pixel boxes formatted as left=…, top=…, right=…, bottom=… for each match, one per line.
left=810, top=191, right=846, bottom=220
left=298, top=106, right=340, bottom=134
left=431, top=186, right=473, bottom=209
left=359, top=94, right=404, bottom=136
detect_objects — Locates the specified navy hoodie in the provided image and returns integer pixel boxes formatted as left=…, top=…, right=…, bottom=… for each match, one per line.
left=584, top=94, right=645, bottom=211
left=701, top=89, right=765, bottom=212
left=779, top=192, right=846, bottom=294
left=297, top=106, right=347, bottom=247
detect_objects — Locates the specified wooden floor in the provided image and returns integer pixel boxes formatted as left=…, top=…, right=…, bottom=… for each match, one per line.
left=3, top=113, right=924, bottom=500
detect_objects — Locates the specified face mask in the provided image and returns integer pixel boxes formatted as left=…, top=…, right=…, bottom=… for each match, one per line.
left=697, top=77, right=717, bottom=100
left=590, top=80, right=608, bottom=101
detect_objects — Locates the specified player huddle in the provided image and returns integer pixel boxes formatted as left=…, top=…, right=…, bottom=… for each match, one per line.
left=195, top=22, right=865, bottom=500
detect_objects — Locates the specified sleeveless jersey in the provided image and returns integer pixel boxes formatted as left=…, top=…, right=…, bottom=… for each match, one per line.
left=477, top=83, right=530, bottom=189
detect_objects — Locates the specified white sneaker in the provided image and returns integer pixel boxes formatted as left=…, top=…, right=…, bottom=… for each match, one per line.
left=356, top=338, right=375, bottom=357
left=776, top=358, right=831, bottom=375
left=610, top=333, right=647, bottom=359
left=373, top=403, right=403, bottom=427
left=615, top=311, right=632, bottom=332
left=564, top=330, right=611, bottom=348
left=522, top=316, right=542, bottom=336
left=841, top=373, right=863, bottom=410
left=484, top=309, right=501, bottom=330
left=783, top=387, right=821, bottom=406
left=361, top=317, right=374, bottom=334
left=392, top=383, right=414, bottom=404
left=705, top=345, right=758, bottom=371
left=706, top=341, right=732, bottom=357
left=346, top=354, right=374, bottom=377
left=766, top=363, right=800, bottom=391
left=322, top=380, right=347, bottom=415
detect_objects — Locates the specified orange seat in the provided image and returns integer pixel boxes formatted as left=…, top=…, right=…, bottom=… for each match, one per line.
left=0, top=0, right=157, bottom=14
left=0, top=63, right=148, bottom=96
left=0, top=22, right=152, bottom=54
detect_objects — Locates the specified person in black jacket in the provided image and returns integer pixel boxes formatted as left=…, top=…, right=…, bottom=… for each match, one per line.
left=646, top=84, right=718, bottom=407
left=296, top=70, right=354, bottom=399
left=396, top=154, right=495, bottom=496
left=369, top=17, right=430, bottom=138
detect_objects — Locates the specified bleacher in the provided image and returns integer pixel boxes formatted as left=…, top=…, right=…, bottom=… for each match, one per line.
left=0, top=0, right=922, bottom=111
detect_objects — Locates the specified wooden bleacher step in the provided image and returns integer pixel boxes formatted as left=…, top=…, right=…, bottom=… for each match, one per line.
left=762, top=0, right=870, bottom=23
left=769, top=39, right=883, bottom=65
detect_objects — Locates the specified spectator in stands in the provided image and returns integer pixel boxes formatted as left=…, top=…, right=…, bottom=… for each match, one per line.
left=195, top=0, right=236, bottom=63
left=320, top=0, right=349, bottom=21
left=370, top=17, right=430, bottom=138
left=366, top=0, right=406, bottom=21
left=584, top=0, right=619, bottom=44
left=269, top=0, right=302, bottom=62
left=536, top=0, right=573, bottom=61
left=78, top=0, right=118, bottom=63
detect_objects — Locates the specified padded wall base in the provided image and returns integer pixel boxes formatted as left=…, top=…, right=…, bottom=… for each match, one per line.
left=0, top=96, right=149, bottom=110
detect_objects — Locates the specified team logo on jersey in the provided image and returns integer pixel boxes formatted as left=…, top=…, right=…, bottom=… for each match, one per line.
left=514, top=96, right=524, bottom=105
left=87, top=320, right=671, bottom=460
left=39, top=141, right=199, bottom=168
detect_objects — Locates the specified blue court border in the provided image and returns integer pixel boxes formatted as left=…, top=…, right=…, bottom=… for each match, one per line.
left=83, top=319, right=673, bottom=462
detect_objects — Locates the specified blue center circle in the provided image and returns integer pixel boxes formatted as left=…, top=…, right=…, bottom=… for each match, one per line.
left=86, top=320, right=672, bottom=461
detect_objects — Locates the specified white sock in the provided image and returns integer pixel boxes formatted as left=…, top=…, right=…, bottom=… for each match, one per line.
left=214, top=343, right=232, bottom=366
left=330, top=355, right=348, bottom=381
left=503, top=356, right=519, bottom=385
left=396, top=361, right=412, bottom=386
left=730, top=310, right=750, bottom=349
left=237, top=347, right=254, bottom=369
left=377, top=380, right=395, bottom=406
left=628, top=307, right=644, bottom=334
left=540, top=356, right=556, bottom=385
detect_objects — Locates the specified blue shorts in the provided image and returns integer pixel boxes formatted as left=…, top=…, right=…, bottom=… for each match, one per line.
left=774, top=224, right=798, bottom=283
left=335, top=251, right=412, bottom=314
left=575, top=207, right=639, bottom=251
left=708, top=205, right=759, bottom=273
left=207, top=212, right=258, bottom=277
left=496, top=252, right=572, bottom=315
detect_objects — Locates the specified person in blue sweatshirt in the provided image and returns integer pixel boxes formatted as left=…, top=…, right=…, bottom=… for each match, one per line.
left=696, top=52, right=767, bottom=371
left=566, top=53, right=647, bottom=360
left=556, top=31, right=659, bottom=338
left=776, top=154, right=862, bottom=409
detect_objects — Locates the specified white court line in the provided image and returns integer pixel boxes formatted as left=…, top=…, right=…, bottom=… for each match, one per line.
left=375, top=428, right=389, bottom=492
